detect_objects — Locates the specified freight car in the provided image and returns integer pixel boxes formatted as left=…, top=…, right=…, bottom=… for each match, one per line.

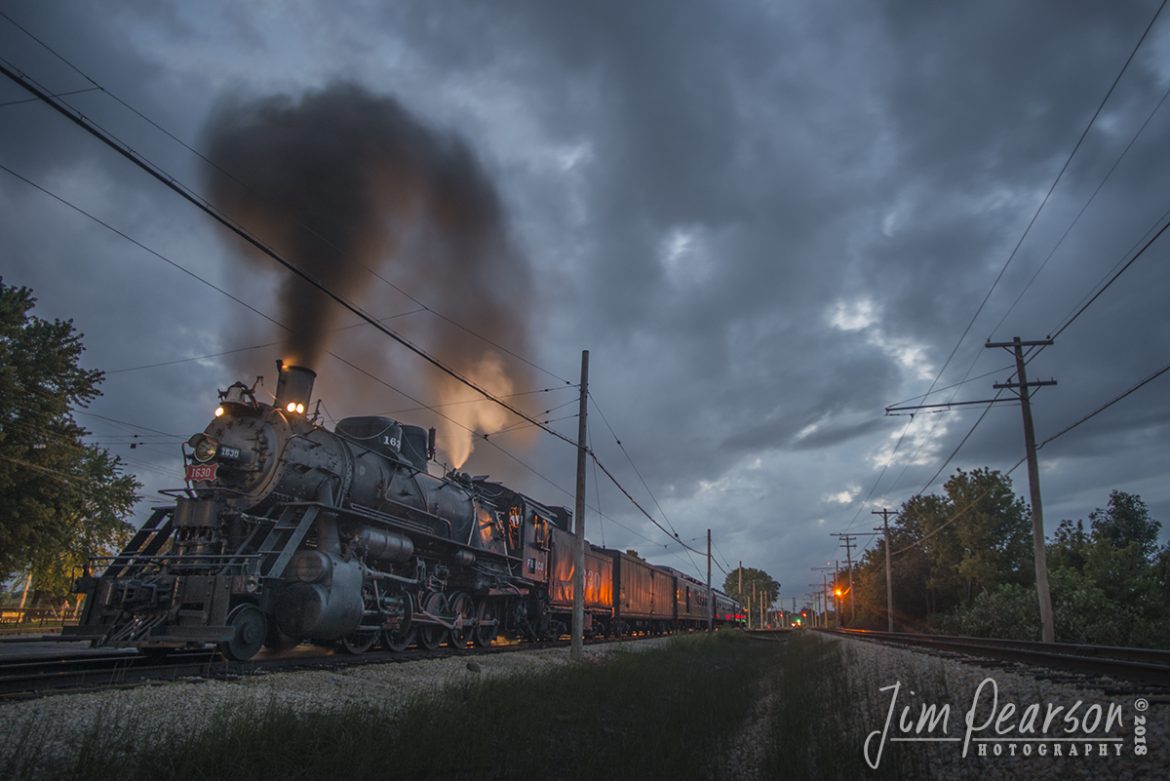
left=64, top=363, right=742, bottom=659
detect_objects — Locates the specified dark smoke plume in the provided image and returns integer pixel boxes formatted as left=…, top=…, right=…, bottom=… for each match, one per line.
left=202, top=83, right=535, bottom=466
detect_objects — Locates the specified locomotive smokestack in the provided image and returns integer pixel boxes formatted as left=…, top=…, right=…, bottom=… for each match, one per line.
left=275, top=361, right=316, bottom=414
left=203, top=83, right=536, bottom=465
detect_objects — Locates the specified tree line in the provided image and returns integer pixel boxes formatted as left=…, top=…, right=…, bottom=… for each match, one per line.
left=0, top=279, right=139, bottom=608
left=844, top=467, right=1170, bottom=646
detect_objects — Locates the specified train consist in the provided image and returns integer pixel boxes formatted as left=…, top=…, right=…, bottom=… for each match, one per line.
left=65, top=364, right=744, bottom=659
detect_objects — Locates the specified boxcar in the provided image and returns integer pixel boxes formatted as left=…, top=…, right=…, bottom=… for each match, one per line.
left=546, top=524, right=614, bottom=635
left=663, top=567, right=712, bottom=629
left=606, top=549, right=672, bottom=634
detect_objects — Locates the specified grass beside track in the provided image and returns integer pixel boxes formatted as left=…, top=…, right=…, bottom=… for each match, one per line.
left=8, top=632, right=774, bottom=781
left=7, top=631, right=918, bottom=780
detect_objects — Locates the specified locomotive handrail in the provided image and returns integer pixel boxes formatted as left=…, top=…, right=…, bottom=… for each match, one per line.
left=158, top=486, right=251, bottom=499
left=351, top=498, right=454, bottom=537
left=87, top=553, right=262, bottom=576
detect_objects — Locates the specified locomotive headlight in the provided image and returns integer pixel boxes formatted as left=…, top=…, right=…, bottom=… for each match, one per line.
left=188, top=433, right=219, bottom=463
left=295, top=402, right=305, bottom=414
left=286, top=402, right=297, bottom=413
left=214, top=406, right=225, bottom=417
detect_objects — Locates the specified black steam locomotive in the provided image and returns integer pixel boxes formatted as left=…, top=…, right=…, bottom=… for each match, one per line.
left=65, top=364, right=743, bottom=659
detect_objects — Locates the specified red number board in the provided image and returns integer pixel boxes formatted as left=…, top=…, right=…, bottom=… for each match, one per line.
left=185, top=463, right=219, bottom=482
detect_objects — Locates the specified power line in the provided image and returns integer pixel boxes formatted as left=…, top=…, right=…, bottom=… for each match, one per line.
left=888, top=455, right=1027, bottom=557
left=104, top=307, right=427, bottom=374
left=1038, top=360, right=1170, bottom=450
left=587, top=417, right=605, bottom=547
left=889, top=359, right=1169, bottom=558
left=0, top=162, right=286, bottom=332
left=884, top=364, right=1013, bottom=410
left=988, top=81, right=1170, bottom=340
left=589, top=392, right=706, bottom=574
left=586, top=452, right=708, bottom=558
left=0, top=9, right=575, bottom=387
left=911, top=388, right=1007, bottom=497
left=1, top=59, right=581, bottom=453
left=0, top=85, right=99, bottom=107
left=5, top=26, right=835, bottom=569
left=868, top=0, right=1168, bottom=510
left=4, top=154, right=665, bottom=552
left=1051, top=210, right=1170, bottom=341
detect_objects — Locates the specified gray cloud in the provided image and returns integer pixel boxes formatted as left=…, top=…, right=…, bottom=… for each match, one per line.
left=1, top=0, right=1167, bottom=596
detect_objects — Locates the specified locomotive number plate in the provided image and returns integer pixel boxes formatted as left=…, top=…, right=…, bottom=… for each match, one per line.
left=185, top=463, right=219, bottom=482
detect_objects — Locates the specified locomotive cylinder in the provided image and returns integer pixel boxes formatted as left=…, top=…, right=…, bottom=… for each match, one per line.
left=274, top=552, right=363, bottom=640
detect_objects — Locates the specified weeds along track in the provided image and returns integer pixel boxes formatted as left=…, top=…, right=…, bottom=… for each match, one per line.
left=1, top=631, right=778, bottom=781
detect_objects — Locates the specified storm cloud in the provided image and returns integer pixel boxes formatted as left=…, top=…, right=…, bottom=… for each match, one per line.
left=1, top=0, right=1167, bottom=595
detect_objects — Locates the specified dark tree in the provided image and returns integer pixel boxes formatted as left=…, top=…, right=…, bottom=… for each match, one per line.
left=1088, top=491, right=1161, bottom=556
left=723, top=566, right=780, bottom=607
left=0, top=279, right=139, bottom=596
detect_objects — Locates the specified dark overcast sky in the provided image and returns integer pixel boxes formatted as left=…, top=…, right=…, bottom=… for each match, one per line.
left=2, top=1, right=1168, bottom=604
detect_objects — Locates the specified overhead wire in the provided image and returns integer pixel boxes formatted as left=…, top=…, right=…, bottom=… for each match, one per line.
left=1050, top=210, right=1170, bottom=342
left=889, top=357, right=1170, bottom=558
left=1036, top=360, right=1170, bottom=449
left=588, top=416, right=605, bottom=547
left=0, top=16, right=716, bottom=564
left=862, top=2, right=1169, bottom=528
left=0, top=162, right=573, bottom=444
left=588, top=392, right=709, bottom=573
left=0, top=85, right=99, bottom=107
left=105, top=307, right=427, bottom=374
left=0, top=9, right=575, bottom=388
left=0, top=59, right=588, bottom=456
left=3, top=135, right=676, bottom=561
left=988, top=80, right=1170, bottom=339
left=5, top=20, right=822, bottom=571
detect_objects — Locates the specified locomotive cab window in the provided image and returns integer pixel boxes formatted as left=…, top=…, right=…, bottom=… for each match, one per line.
left=532, top=515, right=549, bottom=547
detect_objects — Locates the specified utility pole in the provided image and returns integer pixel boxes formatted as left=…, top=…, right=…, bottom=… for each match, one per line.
left=739, top=560, right=743, bottom=602
left=752, top=583, right=757, bottom=630
left=812, top=565, right=835, bottom=629
left=808, top=584, right=824, bottom=627
left=830, top=534, right=861, bottom=624
left=706, top=528, right=713, bottom=632
left=834, top=560, right=841, bottom=627
left=571, top=350, right=589, bottom=662
left=823, top=577, right=833, bottom=631
left=872, top=509, right=898, bottom=632
left=988, top=336, right=1057, bottom=643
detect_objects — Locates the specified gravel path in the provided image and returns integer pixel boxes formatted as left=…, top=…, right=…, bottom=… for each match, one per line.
left=0, top=637, right=671, bottom=769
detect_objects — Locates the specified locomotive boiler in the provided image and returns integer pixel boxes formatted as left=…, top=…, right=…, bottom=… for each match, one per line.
left=66, top=362, right=744, bottom=660
left=66, top=363, right=565, bottom=659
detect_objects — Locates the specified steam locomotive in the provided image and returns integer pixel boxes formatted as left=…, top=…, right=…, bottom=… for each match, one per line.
left=65, top=363, right=743, bottom=660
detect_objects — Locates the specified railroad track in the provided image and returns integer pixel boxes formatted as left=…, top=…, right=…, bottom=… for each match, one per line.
left=0, top=634, right=658, bottom=700
left=832, top=628, right=1170, bottom=687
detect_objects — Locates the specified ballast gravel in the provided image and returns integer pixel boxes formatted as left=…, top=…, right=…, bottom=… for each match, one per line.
left=0, top=638, right=671, bottom=768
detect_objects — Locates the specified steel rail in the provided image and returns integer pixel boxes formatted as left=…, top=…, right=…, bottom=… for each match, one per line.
left=832, top=628, right=1170, bottom=686
left=0, top=633, right=666, bottom=700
